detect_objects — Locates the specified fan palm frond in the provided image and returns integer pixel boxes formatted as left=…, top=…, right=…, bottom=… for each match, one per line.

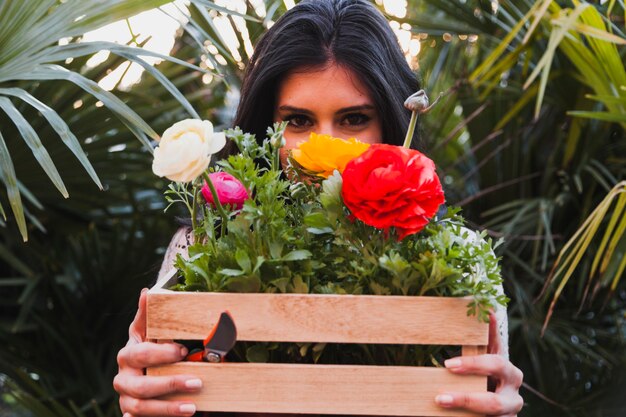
left=0, top=0, right=213, bottom=242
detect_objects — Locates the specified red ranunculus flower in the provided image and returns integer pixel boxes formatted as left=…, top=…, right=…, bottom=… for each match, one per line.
left=341, top=144, right=445, bottom=240
left=202, top=172, right=249, bottom=210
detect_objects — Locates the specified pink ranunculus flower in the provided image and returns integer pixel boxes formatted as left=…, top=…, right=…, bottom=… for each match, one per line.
left=201, top=172, right=249, bottom=210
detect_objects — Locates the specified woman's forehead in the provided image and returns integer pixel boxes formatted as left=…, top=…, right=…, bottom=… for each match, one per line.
left=276, top=64, right=374, bottom=110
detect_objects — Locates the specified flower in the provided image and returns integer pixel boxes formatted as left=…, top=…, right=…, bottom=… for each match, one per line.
left=201, top=172, right=249, bottom=210
left=404, top=90, right=429, bottom=113
left=291, top=133, right=370, bottom=178
left=152, top=119, right=226, bottom=183
left=161, top=123, right=505, bottom=338
left=341, top=144, right=445, bottom=240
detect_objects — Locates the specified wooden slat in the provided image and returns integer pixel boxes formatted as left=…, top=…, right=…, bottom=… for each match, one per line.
left=148, top=362, right=485, bottom=417
left=462, top=346, right=488, bottom=356
left=147, top=290, right=489, bottom=345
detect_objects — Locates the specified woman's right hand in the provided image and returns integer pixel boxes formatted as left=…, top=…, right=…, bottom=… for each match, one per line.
left=114, top=288, right=203, bottom=416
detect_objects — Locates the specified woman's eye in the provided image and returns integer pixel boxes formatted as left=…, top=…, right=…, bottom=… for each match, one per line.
left=341, top=113, right=371, bottom=127
left=284, top=115, right=313, bottom=129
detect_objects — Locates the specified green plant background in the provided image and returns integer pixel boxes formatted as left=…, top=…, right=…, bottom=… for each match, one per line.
left=0, top=1, right=624, bottom=416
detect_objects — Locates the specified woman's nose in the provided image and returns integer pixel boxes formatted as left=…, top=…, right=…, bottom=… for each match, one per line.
left=318, top=121, right=341, bottom=138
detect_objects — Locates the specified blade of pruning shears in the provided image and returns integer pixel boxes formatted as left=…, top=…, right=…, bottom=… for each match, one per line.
left=185, top=311, right=237, bottom=362
left=204, top=311, right=237, bottom=362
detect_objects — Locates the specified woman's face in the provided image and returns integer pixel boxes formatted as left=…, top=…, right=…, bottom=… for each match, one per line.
left=274, top=64, right=383, bottom=151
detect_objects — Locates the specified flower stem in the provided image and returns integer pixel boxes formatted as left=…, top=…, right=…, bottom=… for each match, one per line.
left=403, top=110, right=418, bottom=149
left=202, top=172, right=228, bottom=236
left=274, top=147, right=280, bottom=171
left=190, top=184, right=199, bottom=233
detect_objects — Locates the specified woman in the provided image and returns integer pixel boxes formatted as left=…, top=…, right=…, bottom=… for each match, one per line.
left=114, top=1, right=524, bottom=416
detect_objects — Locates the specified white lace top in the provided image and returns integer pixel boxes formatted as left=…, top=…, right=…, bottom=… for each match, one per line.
left=158, top=227, right=510, bottom=359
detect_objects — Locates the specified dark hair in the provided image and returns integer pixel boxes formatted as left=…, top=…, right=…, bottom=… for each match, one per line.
left=232, top=0, right=421, bottom=149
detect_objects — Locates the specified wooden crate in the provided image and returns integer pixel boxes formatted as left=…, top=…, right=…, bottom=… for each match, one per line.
left=147, top=270, right=488, bottom=417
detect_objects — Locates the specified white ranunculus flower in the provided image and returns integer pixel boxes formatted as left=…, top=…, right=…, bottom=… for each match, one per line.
left=152, top=119, right=226, bottom=183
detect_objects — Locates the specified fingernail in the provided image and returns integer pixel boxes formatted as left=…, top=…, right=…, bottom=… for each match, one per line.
left=185, top=378, right=202, bottom=389
left=180, top=346, right=188, bottom=358
left=445, top=358, right=462, bottom=368
left=179, top=404, right=196, bottom=415
left=435, top=394, right=453, bottom=406
left=141, top=288, right=148, bottom=295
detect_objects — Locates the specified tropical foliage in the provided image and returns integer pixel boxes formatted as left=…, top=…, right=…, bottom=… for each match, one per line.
left=0, top=0, right=624, bottom=416
left=404, top=0, right=626, bottom=415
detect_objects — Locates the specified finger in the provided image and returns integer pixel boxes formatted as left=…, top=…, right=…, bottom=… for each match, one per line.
left=114, top=374, right=203, bottom=398
left=435, top=391, right=523, bottom=415
left=118, top=341, right=188, bottom=369
left=488, top=311, right=502, bottom=355
left=119, top=397, right=197, bottom=417
left=444, top=354, right=523, bottom=387
left=129, top=289, right=149, bottom=343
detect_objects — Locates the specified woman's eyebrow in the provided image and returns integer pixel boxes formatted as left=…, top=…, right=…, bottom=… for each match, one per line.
left=277, top=105, right=314, bottom=115
left=336, top=104, right=376, bottom=114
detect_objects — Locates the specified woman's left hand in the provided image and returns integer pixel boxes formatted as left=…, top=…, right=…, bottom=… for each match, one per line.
left=434, top=312, right=524, bottom=416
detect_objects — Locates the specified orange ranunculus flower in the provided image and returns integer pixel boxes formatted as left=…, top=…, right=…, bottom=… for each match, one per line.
left=290, top=133, right=371, bottom=178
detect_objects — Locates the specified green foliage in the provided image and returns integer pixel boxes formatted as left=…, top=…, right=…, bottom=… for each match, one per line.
left=0, top=216, right=175, bottom=417
left=0, top=5, right=227, bottom=414
left=406, top=0, right=626, bottom=414
left=540, top=182, right=626, bottom=333
left=0, top=0, right=213, bottom=242
left=167, top=124, right=506, bottom=365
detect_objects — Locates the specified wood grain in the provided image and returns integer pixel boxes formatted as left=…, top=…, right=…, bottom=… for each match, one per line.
left=461, top=346, right=488, bottom=356
left=148, top=362, right=485, bottom=416
left=146, top=289, right=488, bottom=345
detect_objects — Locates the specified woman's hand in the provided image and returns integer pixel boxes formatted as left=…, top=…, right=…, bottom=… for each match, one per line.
left=114, top=289, right=203, bottom=417
left=434, top=312, right=524, bottom=417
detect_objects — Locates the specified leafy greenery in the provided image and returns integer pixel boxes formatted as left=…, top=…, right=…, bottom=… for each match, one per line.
left=404, top=0, right=626, bottom=415
left=0, top=0, right=217, bottom=242
left=0, top=3, right=225, bottom=414
left=167, top=124, right=506, bottom=364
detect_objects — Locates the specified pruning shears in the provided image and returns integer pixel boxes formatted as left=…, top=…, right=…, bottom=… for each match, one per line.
left=185, top=311, right=237, bottom=362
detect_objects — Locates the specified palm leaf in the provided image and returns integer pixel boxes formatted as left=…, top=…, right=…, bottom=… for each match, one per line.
left=0, top=96, right=68, bottom=196
left=0, top=131, right=25, bottom=239
left=12, top=64, right=158, bottom=149
left=189, top=0, right=262, bottom=22
left=568, top=110, right=626, bottom=124
left=414, top=1, right=626, bottom=412
left=0, top=87, right=103, bottom=190
left=539, top=182, right=626, bottom=333
left=0, top=0, right=227, bottom=241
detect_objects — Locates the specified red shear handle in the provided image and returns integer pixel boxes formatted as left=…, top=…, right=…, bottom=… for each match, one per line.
left=185, top=310, right=237, bottom=362
left=186, top=349, right=204, bottom=362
